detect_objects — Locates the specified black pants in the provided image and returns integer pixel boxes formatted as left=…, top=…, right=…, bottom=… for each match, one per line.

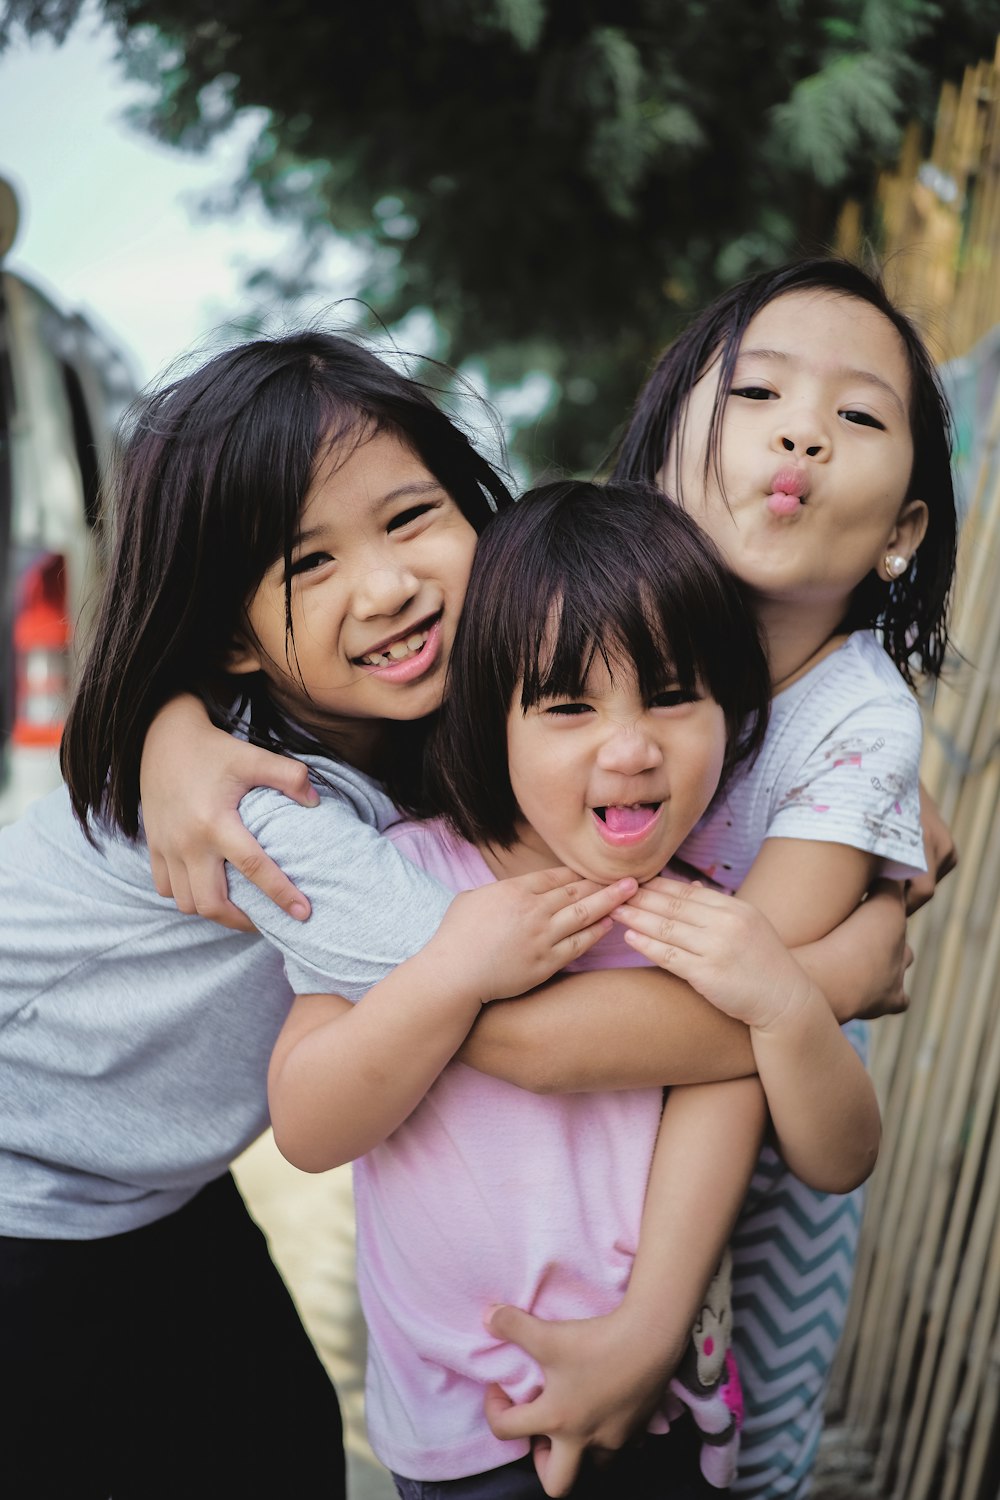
left=1, top=1172, right=345, bottom=1499
left=393, top=1417, right=724, bottom=1499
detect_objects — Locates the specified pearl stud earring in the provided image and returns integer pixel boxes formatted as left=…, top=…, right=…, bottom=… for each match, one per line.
left=885, top=553, right=908, bottom=579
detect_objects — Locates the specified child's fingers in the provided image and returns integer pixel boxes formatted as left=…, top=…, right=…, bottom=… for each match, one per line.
left=620, top=926, right=702, bottom=978
left=149, top=849, right=176, bottom=902
left=483, top=1384, right=541, bottom=1442
left=535, top=1439, right=585, bottom=1498
left=550, top=918, right=614, bottom=969
left=553, top=896, right=632, bottom=945
left=511, top=868, right=640, bottom=934
left=157, top=850, right=258, bottom=933
left=483, top=1381, right=518, bottom=1436
left=546, top=876, right=639, bottom=933
left=570, top=876, right=640, bottom=924
left=485, top=1302, right=553, bottom=1362
left=229, top=743, right=320, bottom=807
left=635, top=875, right=728, bottom=914
left=539, top=870, right=641, bottom=912
left=223, top=826, right=312, bottom=922
left=610, top=901, right=710, bottom=953
left=484, top=1392, right=586, bottom=1499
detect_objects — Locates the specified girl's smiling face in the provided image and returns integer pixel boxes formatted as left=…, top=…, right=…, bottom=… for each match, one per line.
left=662, top=290, right=928, bottom=616
left=230, top=428, right=477, bottom=759
left=506, top=653, right=727, bottom=885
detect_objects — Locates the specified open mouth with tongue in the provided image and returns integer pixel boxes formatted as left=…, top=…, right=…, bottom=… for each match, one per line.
left=593, top=802, right=662, bottom=845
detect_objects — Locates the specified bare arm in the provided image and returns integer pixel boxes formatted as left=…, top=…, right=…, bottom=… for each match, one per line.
left=267, top=868, right=636, bottom=1171
left=485, top=838, right=889, bottom=1472
left=905, top=779, right=959, bottom=914
left=139, top=702, right=911, bottom=1073
left=483, top=1079, right=763, bottom=1496
left=462, top=839, right=905, bottom=1093
left=795, top=877, right=910, bottom=1020
left=460, top=965, right=759, bottom=1090
left=615, top=874, right=881, bottom=1191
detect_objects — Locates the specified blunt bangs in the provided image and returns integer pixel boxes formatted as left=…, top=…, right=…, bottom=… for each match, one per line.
left=425, top=479, right=771, bottom=848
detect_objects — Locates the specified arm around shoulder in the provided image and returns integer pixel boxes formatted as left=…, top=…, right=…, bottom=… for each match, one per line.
left=139, top=693, right=318, bottom=927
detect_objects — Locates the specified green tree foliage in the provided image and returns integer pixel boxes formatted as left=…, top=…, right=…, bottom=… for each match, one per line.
left=6, top=0, right=999, bottom=472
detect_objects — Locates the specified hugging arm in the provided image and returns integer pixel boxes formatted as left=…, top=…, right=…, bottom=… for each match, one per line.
left=139, top=698, right=920, bottom=1044
left=461, top=838, right=907, bottom=1093
left=140, top=695, right=317, bottom=930
left=483, top=1078, right=763, bottom=1497
left=268, top=868, right=633, bottom=1172
left=480, top=839, right=893, bottom=1478
left=906, top=779, right=959, bottom=914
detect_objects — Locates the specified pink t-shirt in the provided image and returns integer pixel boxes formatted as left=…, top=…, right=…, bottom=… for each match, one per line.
left=353, top=818, right=664, bottom=1481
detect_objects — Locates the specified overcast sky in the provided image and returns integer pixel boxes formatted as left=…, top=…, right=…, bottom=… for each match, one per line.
left=0, top=2, right=366, bottom=388
left=0, top=5, right=565, bottom=468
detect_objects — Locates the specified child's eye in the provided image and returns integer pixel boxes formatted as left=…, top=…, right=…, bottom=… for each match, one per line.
left=840, top=409, right=886, bottom=430
left=651, top=688, right=698, bottom=709
left=388, top=502, right=437, bottom=533
left=543, top=702, right=593, bottom=717
left=288, top=551, right=334, bottom=578
left=730, top=385, right=775, bottom=401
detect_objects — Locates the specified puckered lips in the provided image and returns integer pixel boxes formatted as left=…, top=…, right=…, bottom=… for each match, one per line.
left=592, top=802, right=663, bottom=846
left=353, top=609, right=443, bottom=682
left=766, top=465, right=809, bottom=518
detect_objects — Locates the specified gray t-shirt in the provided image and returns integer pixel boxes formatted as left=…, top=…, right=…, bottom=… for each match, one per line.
left=0, top=754, right=451, bottom=1239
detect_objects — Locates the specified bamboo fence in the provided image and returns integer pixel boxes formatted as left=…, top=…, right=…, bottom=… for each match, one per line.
left=820, top=39, right=1000, bottom=1500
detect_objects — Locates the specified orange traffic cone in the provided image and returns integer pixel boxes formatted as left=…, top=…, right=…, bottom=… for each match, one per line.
left=12, top=553, right=71, bottom=748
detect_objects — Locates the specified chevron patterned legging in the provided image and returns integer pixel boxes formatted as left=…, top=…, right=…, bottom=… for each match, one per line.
left=728, top=1019, right=869, bottom=1499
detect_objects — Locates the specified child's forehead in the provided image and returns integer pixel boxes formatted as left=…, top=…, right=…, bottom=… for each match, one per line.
left=720, top=290, right=912, bottom=403
left=739, top=288, right=901, bottom=358
left=303, top=425, right=435, bottom=517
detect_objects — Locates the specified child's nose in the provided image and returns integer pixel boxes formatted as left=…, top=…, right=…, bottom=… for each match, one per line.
left=596, top=723, right=664, bottom=774
left=775, top=407, right=830, bottom=460
left=353, top=564, right=420, bottom=619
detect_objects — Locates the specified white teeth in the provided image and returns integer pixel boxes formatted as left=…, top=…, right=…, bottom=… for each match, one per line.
left=360, top=630, right=428, bottom=667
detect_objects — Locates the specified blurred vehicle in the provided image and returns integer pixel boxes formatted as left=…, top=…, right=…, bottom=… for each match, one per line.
left=0, top=176, right=137, bottom=825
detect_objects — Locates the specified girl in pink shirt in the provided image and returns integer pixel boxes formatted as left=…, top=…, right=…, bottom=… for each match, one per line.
left=265, top=479, right=881, bottom=1498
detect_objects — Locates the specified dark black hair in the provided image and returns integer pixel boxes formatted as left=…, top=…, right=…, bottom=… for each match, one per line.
left=611, top=257, right=956, bottom=684
left=419, top=479, right=771, bottom=848
left=62, top=329, right=513, bottom=836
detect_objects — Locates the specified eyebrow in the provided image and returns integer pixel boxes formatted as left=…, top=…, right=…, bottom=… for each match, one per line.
left=736, top=347, right=907, bottom=417
left=292, top=479, right=448, bottom=548
left=378, top=478, right=449, bottom=506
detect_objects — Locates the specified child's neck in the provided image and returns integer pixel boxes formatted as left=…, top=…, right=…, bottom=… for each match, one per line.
left=755, top=594, right=851, bottom=695
left=477, top=821, right=563, bottom=881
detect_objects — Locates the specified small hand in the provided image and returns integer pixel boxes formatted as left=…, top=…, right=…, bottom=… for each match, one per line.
left=140, top=695, right=317, bottom=930
left=829, top=879, right=912, bottom=1022
left=611, top=877, right=814, bottom=1030
left=438, top=869, right=638, bottom=1005
left=482, top=1303, right=679, bottom=1498
left=906, top=781, right=958, bottom=915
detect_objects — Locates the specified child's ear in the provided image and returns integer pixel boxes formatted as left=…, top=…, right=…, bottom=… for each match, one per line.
left=883, top=498, right=929, bottom=576
left=225, top=635, right=263, bottom=675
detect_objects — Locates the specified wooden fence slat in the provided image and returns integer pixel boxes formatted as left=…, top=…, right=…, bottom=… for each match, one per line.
left=822, top=40, right=1000, bottom=1500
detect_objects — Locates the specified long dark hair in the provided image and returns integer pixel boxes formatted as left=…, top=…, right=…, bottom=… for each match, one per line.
left=612, top=257, right=956, bottom=684
left=62, top=330, right=512, bottom=836
left=416, top=479, right=771, bottom=848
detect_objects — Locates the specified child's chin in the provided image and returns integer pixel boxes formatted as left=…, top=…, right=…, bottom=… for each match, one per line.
left=585, top=855, right=669, bottom=885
